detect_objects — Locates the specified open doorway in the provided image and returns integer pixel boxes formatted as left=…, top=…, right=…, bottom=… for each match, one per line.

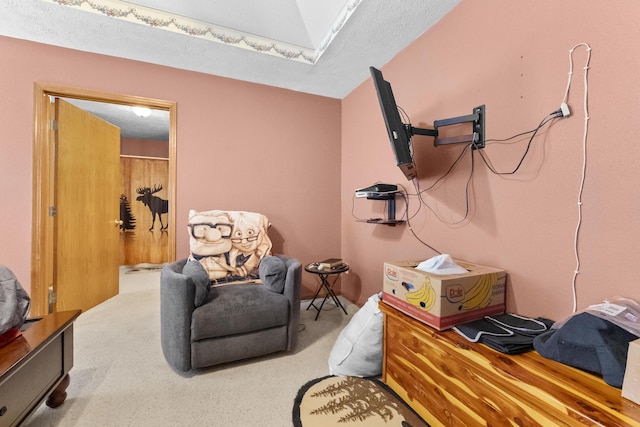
left=63, top=98, right=172, bottom=267
left=31, top=83, right=177, bottom=316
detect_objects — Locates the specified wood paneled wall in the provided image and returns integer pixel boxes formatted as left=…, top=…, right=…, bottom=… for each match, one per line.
left=120, top=156, right=169, bottom=265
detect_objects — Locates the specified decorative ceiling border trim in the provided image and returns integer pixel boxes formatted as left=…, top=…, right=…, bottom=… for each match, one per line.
left=42, top=0, right=362, bottom=65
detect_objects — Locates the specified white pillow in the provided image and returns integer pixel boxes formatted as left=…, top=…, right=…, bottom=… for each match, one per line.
left=328, top=293, right=383, bottom=377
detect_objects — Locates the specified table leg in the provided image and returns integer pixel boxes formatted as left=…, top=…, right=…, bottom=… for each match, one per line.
left=324, top=277, right=348, bottom=315
left=306, top=271, right=349, bottom=320
left=306, top=281, right=324, bottom=312
left=313, top=275, right=348, bottom=320
left=314, top=277, right=332, bottom=320
left=46, top=374, right=70, bottom=408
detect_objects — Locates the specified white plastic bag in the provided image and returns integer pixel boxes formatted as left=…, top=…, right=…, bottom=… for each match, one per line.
left=328, top=293, right=383, bottom=377
left=553, top=296, right=640, bottom=337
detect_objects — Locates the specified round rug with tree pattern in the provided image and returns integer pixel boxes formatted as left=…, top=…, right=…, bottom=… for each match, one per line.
left=292, top=375, right=429, bottom=426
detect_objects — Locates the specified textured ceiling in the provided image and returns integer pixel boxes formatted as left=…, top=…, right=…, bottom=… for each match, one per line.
left=1, top=0, right=460, bottom=139
left=63, top=98, right=171, bottom=140
left=1, top=0, right=460, bottom=99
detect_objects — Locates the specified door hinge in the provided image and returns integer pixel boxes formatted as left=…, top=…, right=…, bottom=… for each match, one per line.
left=50, top=119, right=58, bottom=131
left=49, top=206, right=57, bottom=217
left=48, top=287, right=57, bottom=305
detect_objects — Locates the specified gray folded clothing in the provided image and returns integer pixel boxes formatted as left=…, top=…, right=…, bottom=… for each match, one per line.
left=454, top=313, right=553, bottom=355
left=486, top=313, right=552, bottom=337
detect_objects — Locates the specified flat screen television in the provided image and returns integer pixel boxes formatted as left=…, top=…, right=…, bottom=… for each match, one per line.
left=370, top=66, right=484, bottom=181
left=370, top=66, right=417, bottom=180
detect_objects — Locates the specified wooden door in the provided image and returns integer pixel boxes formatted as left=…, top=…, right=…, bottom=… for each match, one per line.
left=54, top=99, right=121, bottom=312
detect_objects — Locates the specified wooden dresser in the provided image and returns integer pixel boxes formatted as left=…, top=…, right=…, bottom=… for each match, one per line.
left=379, top=301, right=640, bottom=426
left=0, top=310, right=80, bottom=427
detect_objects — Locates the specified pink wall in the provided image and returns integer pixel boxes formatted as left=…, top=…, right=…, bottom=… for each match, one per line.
left=4, top=0, right=639, bottom=322
left=341, top=0, right=640, bottom=321
left=0, top=36, right=341, bottom=298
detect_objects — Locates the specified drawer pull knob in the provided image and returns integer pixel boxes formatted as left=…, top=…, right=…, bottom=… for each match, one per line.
left=0, top=406, right=7, bottom=416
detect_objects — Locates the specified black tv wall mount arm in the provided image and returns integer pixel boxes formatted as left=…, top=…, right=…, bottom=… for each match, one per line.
left=407, top=104, right=486, bottom=150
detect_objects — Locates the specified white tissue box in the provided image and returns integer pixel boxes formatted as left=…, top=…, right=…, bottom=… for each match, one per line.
left=382, top=260, right=506, bottom=330
left=623, top=339, right=640, bottom=404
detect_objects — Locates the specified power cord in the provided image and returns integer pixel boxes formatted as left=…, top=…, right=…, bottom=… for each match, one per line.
left=565, top=42, right=592, bottom=313
left=422, top=144, right=475, bottom=225
left=396, top=182, right=442, bottom=255
left=414, top=143, right=475, bottom=225
left=478, top=110, right=563, bottom=175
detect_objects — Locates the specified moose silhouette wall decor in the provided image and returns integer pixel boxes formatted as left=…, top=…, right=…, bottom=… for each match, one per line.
left=136, top=184, right=169, bottom=231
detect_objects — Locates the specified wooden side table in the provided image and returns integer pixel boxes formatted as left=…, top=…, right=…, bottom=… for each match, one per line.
left=305, top=263, right=349, bottom=320
left=0, top=310, right=80, bottom=426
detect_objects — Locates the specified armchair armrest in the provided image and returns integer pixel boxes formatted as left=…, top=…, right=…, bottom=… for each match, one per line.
left=160, top=259, right=195, bottom=372
left=276, top=255, right=302, bottom=351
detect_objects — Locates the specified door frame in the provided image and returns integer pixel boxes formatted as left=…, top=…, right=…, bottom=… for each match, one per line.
left=31, top=82, right=177, bottom=316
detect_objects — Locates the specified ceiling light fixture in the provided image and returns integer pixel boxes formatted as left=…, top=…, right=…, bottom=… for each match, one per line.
left=132, top=106, right=152, bottom=118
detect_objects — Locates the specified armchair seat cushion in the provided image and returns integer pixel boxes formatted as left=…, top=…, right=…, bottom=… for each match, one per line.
left=191, top=283, right=289, bottom=341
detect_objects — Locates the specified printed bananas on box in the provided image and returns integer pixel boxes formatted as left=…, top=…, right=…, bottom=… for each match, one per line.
left=405, top=278, right=436, bottom=311
left=458, top=273, right=496, bottom=311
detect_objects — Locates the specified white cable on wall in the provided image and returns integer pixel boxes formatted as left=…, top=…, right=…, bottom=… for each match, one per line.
left=563, top=42, right=592, bottom=313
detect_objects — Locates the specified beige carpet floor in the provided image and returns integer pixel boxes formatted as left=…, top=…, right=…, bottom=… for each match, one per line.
left=24, top=268, right=357, bottom=427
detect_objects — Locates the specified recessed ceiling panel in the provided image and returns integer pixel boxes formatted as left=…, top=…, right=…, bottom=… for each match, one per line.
left=46, top=0, right=362, bottom=64
left=124, top=0, right=345, bottom=49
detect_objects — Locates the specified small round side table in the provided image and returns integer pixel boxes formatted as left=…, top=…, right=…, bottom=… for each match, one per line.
left=304, top=263, right=349, bottom=321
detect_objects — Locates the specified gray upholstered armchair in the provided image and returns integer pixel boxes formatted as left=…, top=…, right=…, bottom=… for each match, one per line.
left=160, top=254, right=302, bottom=372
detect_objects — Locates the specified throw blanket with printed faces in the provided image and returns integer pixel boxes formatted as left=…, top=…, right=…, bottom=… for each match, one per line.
left=188, top=210, right=272, bottom=285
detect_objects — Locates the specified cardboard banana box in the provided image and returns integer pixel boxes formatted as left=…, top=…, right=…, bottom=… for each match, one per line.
left=382, top=260, right=506, bottom=330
